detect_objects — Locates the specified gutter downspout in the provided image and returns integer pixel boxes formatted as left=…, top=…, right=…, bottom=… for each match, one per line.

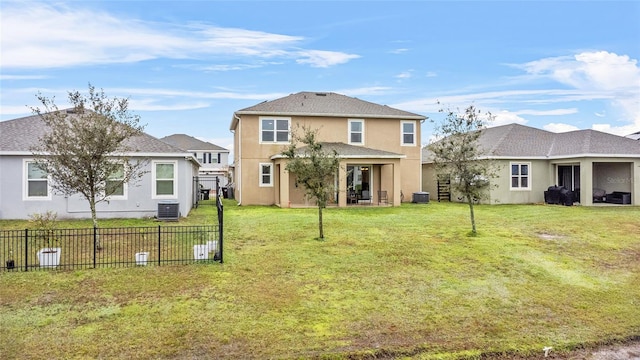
left=233, top=113, right=242, bottom=205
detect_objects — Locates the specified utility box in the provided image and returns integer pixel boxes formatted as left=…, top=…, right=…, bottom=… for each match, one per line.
left=157, top=201, right=179, bottom=220
left=412, top=192, right=430, bottom=204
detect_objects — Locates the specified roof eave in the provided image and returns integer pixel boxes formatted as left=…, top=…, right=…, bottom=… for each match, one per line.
left=234, top=110, right=426, bottom=120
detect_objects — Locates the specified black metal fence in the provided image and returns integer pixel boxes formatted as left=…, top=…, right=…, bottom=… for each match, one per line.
left=3, top=178, right=224, bottom=272
left=1, top=224, right=222, bottom=272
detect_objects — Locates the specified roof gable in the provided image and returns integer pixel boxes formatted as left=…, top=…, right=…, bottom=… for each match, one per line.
left=232, top=91, right=425, bottom=129
left=160, top=134, right=228, bottom=152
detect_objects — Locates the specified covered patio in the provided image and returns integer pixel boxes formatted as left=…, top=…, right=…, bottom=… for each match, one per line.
left=271, top=143, right=405, bottom=208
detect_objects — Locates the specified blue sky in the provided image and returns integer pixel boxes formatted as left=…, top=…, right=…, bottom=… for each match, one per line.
left=2, top=0, right=639, bottom=152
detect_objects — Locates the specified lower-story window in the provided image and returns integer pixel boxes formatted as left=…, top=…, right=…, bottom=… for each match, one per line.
left=259, top=163, right=273, bottom=187
left=510, top=162, right=530, bottom=190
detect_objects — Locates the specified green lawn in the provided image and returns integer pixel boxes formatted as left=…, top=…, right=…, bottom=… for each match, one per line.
left=1, top=201, right=639, bottom=359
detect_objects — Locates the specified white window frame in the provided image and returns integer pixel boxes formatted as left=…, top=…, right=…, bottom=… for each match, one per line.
left=152, top=160, right=178, bottom=199
left=348, top=119, right=365, bottom=145
left=105, top=163, right=127, bottom=200
left=510, top=162, right=531, bottom=190
left=259, top=163, right=273, bottom=187
left=401, top=120, right=416, bottom=146
left=23, top=160, right=51, bottom=201
left=260, top=117, right=290, bottom=144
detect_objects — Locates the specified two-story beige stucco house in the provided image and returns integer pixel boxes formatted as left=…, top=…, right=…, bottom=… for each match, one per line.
left=230, top=92, right=426, bottom=207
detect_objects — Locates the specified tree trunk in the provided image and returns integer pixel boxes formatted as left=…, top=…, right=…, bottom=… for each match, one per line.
left=318, top=205, right=324, bottom=240
left=467, top=195, right=477, bottom=235
left=89, top=197, right=101, bottom=250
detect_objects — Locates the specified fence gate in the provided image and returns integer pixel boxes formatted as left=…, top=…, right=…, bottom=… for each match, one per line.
left=193, top=176, right=224, bottom=208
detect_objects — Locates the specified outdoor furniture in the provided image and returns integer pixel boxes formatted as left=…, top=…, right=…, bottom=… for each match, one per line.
left=359, top=190, right=371, bottom=204
left=378, top=190, right=388, bottom=205
left=348, top=190, right=358, bottom=204
left=544, top=186, right=573, bottom=206
left=593, top=188, right=606, bottom=202
left=605, top=191, right=631, bottom=204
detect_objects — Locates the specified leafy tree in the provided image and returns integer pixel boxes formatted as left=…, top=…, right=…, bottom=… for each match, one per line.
left=30, top=84, right=148, bottom=248
left=282, top=125, right=340, bottom=240
left=427, top=104, right=499, bottom=235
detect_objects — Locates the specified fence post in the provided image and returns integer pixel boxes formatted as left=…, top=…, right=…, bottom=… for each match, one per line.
left=93, top=226, right=97, bottom=269
left=157, top=225, right=161, bottom=266
left=24, top=229, right=29, bottom=272
left=218, top=199, right=224, bottom=264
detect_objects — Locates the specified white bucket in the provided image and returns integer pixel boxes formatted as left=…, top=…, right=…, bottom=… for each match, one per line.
left=37, top=247, right=61, bottom=268
left=135, top=252, right=149, bottom=266
left=193, top=245, right=208, bottom=260
left=206, top=240, right=218, bottom=253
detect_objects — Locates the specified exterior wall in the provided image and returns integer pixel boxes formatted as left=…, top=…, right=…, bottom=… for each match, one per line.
left=234, top=115, right=422, bottom=206
left=488, top=159, right=550, bottom=204
left=0, top=155, right=197, bottom=220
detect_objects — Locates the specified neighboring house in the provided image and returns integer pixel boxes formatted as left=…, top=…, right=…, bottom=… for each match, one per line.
left=160, top=134, right=230, bottom=188
left=230, top=91, right=426, bottom=207
left=628, top=131, right=640, bottom=140
left=422, top=123, right=640, bottom=206
left=0, top=112, right=200, bottom=220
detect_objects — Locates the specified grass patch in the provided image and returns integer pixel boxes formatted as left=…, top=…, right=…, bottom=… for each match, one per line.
left=1, top=201, right=639, bottom=359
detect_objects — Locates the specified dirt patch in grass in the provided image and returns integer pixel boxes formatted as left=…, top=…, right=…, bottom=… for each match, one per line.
left=537, top=233, right=566, bottom=241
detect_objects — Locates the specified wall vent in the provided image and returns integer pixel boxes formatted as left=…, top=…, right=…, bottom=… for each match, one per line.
left=157, top=201, right=179, bottom=221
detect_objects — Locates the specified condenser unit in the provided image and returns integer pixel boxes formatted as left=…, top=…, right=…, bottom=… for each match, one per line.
left=157, top=201, right=180, bottom=220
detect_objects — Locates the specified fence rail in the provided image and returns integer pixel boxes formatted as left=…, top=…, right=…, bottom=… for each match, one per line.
left=1, top=224, right=221, bottom=272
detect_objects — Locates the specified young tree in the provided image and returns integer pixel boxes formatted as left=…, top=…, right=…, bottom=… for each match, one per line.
left=30, top=84, right=148, bottom=248
left=282, top=125, right=340, bottom=240
left=427, top=104, right=499, bottom=235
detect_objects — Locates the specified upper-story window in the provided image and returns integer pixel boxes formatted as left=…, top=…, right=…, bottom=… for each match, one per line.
left=194, top=152, right=219, bottom=164
left=401, top=121, right=416, bottom=146
left=24, top=161, right=50, bottom=200
left=348, top=119, right=364, bottom=145
left=261, top=117, right=290, bottom=143
left=510, top=162, right=530, bottom=190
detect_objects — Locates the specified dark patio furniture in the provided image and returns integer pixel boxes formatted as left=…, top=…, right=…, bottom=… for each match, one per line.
left=605, top=192, right=631, bottom=204
left=544, top=185, right=573, bottom=206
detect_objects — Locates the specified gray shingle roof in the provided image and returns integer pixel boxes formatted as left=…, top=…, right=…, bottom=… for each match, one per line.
left=232, top=92, right=425, bottom=129
left=271, top=142, right=405, bottom=159
left=423, top=123, right=640, bottom=162
left=160, top=134, right=228, bottom=152
left=0, top=112, right=186, bottom=154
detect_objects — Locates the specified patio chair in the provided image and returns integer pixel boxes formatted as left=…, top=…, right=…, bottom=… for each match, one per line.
left=378, top=190, right=388, bottom=205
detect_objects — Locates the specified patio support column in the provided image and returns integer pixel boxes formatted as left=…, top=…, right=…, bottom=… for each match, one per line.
left=633, top=160, right=640, bottom=205
left=581, top=160, right=593, bottom=206
left=338, top=160, right=348, bottom=207
left=280, top=163, right=290, bottom=207
left=393, top=161, right=401, bottom=206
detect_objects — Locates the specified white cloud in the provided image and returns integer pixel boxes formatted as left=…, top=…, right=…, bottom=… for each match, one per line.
left=490, top=111, right=527, bottom=127
left=0, top=2, right=359, bottom=69
left=515, top=108, right=578, bottom=116
left=518, top=51, right=640, bottom=133
left=395, top=71, right=413, bottom=79
left=0, top=74, right=50, bottom=80
left=543, top=123, right=580, bottom=133
left=295, top=50, right=360, bottom=68
left=389, top=48, right=409, bottom=54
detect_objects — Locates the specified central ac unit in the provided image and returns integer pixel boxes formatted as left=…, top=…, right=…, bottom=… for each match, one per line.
left=157, top=201, right=180, bottom=220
